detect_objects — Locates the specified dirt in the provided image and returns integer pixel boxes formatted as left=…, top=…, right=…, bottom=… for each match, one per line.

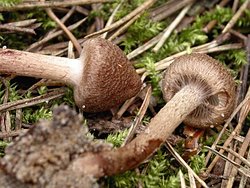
left=0, top=105, right=111, bottom=187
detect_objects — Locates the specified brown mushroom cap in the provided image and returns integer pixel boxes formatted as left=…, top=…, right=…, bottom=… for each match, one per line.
left=74, top=38, right=142, bottom=112
left=162, top=53, right=236, bottom=128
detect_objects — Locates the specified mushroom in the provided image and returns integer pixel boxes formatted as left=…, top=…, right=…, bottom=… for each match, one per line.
left=0, top=38, right=142, bottom=112
left=162, top=53, right=236, bottom=128
left=70, top=53, right=236, bottom=177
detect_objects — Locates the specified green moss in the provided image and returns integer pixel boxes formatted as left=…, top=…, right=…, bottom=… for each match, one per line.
left=189, top=154, right=206, bottom=174
left=0, top=0, right=22, bottom=7
left=0, top=141, right=8, bottom=157
left=106, top=129, right=128, bottom=147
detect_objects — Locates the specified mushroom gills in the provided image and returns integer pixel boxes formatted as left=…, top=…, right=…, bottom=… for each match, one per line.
left=162, top=53, right=236, bottom=128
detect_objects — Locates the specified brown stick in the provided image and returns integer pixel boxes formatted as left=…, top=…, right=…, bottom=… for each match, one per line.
left=45, top=8, right=82, bottom=55
left=85, top=0, right=157, bottom=38
left=0, top=0, right=114, bottom=11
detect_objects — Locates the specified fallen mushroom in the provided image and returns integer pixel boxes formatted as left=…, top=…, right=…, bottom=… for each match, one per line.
left=0, top=38, right=142, bottom=112
left=70, top=53, right=236, bottom=177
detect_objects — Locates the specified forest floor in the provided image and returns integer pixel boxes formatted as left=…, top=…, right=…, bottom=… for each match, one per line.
left=0, top=0, right=249, bottom=187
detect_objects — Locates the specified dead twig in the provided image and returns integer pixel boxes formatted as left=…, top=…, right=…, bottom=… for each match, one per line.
left=222, top=0, right=250, bottom=33
left=152, top=3, right=193, bottom=52
left=166, top=142, right=208, bottom=188
left=122, top=86, right=151, bottom=146
left=26, top=18, right=87, bottom=53
left=85, top=0, right=157, bottom=38
left=0, top=0, right=114, bottom=11
left=44, top=8, right=82, bottom=55
left=205, top=146, right=250, bottom=178
left=101, top=0, right=125, bottom=39
left=203, top=0, right=231, bottom=33
left=0, top=89, right=66, bottom=113
left=0, top=130, right=25, bottom=139
left=206, top=86, right=250, bottom=173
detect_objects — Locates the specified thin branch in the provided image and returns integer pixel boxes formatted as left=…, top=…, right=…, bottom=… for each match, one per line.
left=152, top=4, right=192, bottom=52
left=205, top=146, right=250, bottom=178
left=26, top=18, right=87, bottom=52
left=101, top=0, right=125, bottom=39
left=166, top=142, right=208, bottom=188
left=122, top=86, right=151, bottom=146
left=203, top=0, right=231, bottom=33
left=0, top=25, right=36, bottom=34
left=222, top=0, right=250, bottom=33
left=0, top=0, right=114, bottom=11
left=216, top=146, right=250, bottom=168
left=45, top=8, right=82, bottom=55
left=0, top=130, right=25, bottom=138
left=85, top=0, right=157, bottom=38
left=108, top=13, right=141, bottom=41
left=206, top=86, right=250, bottom=173
left=0, top=89, right=65, bottom=113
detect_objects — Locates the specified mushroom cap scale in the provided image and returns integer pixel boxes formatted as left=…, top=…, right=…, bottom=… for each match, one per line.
left=162, top=53, right=236, bottom=128
left=74, top=38, right=142, bottom=112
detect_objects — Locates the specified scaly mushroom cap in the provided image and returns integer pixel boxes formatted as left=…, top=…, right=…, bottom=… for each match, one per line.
left=162, top=53, right=236, bottom=128
left=74, top=38, right=142, bottom=112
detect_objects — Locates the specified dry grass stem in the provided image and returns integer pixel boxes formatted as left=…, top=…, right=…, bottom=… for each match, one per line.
left=196, top=43, right=243, bottom=53
left=0, top=89, right=65, bottom=113
left=205, top=146, right=250, bottom=178
left=68, top=41, right=75, bottom=59
left=179, top=170, right=187, bottom=188
left=206, top=86, right=250, bottom=171
left=127, top=29, right=164, bottom=60
left=108, top=13, right=141, bottom=41
left=150, top=0, right=195, bottom=22
left=44, top=8, right=82, bottom=54
left=221, top=143, right=235, bottom=187
left=153, top=4, right=192, bottom=52
left=122, top=86, right=151, bottom=146
left=101, top=0, right=125, bottom=39
left=166, top=142, right=208, bottom=188
left=0, top=0, right=113, bottom=11
left=239, top=148, right=250, bottom=188
left=27, top=6, right=77, bottom=52
left=188, top=169, right=197, bottom=188
left=85, top=0, right=157, bottom=38
left=225, top=128, right=250, bottom=187
left=232, top=0, right=240, bottom=13
left=0, top=24, right=36, bottom=34
left=203, top=0, right=231, bottom=32
left=26, top=18, right=87, bottom=52
left=216, top=146, right=250, bottom=168
left=136, top=40, right=240, bottom=75
left=222, top=0, right=250, bottom=33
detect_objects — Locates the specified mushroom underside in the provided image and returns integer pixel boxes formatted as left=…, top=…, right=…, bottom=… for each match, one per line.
left=162, top=53, right=236, bottom=128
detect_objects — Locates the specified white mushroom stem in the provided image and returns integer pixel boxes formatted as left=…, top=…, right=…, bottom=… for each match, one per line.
left=72, top=84, right=207, bottom=177
left=0, top=49, right=82, bottom=86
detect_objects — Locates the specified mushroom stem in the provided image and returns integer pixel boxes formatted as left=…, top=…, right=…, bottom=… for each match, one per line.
left=0, top=49, right=82, bottom=86
left=72, top=84, right=207, bottom=177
